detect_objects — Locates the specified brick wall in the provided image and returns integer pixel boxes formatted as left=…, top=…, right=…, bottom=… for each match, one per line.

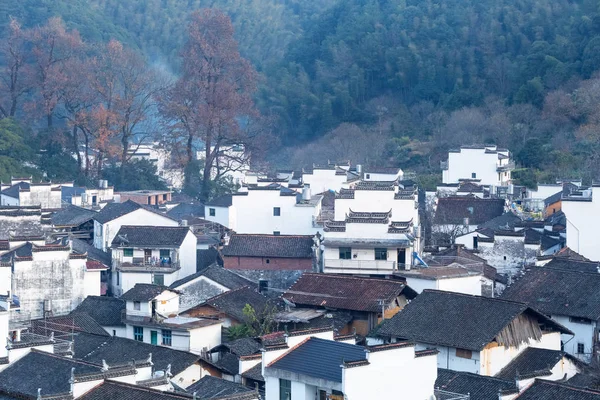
left=223, top=256, right=313, bottom=271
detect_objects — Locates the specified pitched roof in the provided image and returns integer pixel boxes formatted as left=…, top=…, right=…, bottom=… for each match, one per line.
left=377, top=290, right=570, bottom=351
left=515, top=380, right=600, bottom=399
left=434, top=196, right=505, bottom=225
left=282, top=273, right=416, bottom=313
left=501, top=267, right=600, bottom=320
left=0, top=182, right=29, bottom=199
left=478, top=212, right=522, bottom=230
left=51, top=204, right=96, bottom=227
left=543, top=258, right=600, bottom=274
left=364, top=167, right=402, bottom=174
left=497, top=348, right=579, bottom=380
left=71, top=238, right=111, bottom=265
left=171, top=264, right=252, bottom=290
left=197, top=248, right=223, bottom=271
left=166, top=202, right=205, bottom=220
left=72, top=332, right=199, bottom=376
left=212, top=352, right=241, bottom=375
left=568, top=374, right=600, bottom=390
left=73, top=295, right=125, bottom=327
left=222, top=234, right=314, bottom=259
left=78, top=381, right=220, bottom=400
left=205, top=195, right=233, bottom=207
left=435, top=369, right=518, bottom=400
left=112, top=225, right=191, bottom=247
left=190, top=287, right=270, bottom=322
left=120, top=284, right=177, bottom=302
left=30, top=312, right=110, bottom=337
left=185, top=376, right=253, bottom=399
left=268, top=337, right=366, bottom=383
left=0, top=350, right=102, bottom=398
left=94, top=200, right=173, bottom=224
left=241, top=362, right=264, bottom=382
left=215, top=337, right=262, bottom=357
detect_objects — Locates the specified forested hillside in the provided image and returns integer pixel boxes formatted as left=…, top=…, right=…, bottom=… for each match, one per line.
left=3, top=0, right=600, bottom=188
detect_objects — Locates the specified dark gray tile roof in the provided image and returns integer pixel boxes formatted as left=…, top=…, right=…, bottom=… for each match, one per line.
left=283, top=273, right=416, bottom=313
left=112, top=225, right=191, bottom=247
left=434, top=196, right=505, bottom=225
left=94, top=200, right=174, bottom=224
left=501, top=267, right=600, bottom=320
left=217, top=338, right=261, bottom=357
left=241, top=362, right=264, bottom=382
left=51, top=204, right=96, bottom=227
left=516, top=380, right=600, bottom=399
left=191, top=287, right=270, bottom=322
left=78, top=381, right=195, bottom=400
left=185, top=376, right=252, bottom=399
left=197, top=248, right=223, bottom=271
left=0, top=350, right=101, bottom=398
left=0, top=242, right=32, bottom=262
left=1, top=182, right=29, bottom=199
left=71, top=238, right=111, bottom=265
left=435, top=369, right=518, bottom=400
left=478, top=212, right=521, bottom=231
left=496, top=348, right=574, bottom=380
left=269, top=337, right=366, bottom=382
left=72, top=332, right=199, bottom=376
left=171, top=264, right=252, bottom=290
left=222, top=234, right=314, bottom=259
left=213, top=352, right=241, bottom=375
left=568, top=374, right=600, bottom=390
left=60, top=186, right=86, bottom=202
left=73, top=296, right=125, bottom=327
left=205, top=195, right=233, bottom=207
left=377, top=290, right=570, bottom=351
left=167, top=202, right=205, bottom=220
left=31, top=312, right=110, bottom=337
left=364, top=167, right=402, bottom=174
left=544, top=258, right=600, bottom=274
left=120, top=284, right=175, bottom=302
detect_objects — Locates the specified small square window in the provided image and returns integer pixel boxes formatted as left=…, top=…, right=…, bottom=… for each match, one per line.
left=471, top=172, right=477, bottom=179
left=366, top=174, right=371, bottom=179
left=123, top=248, right=133, bottom=257
left=578, top=343, right=585, bottom=354
left=273, top=231, right=281, bottom=236
left=159, top=249, right=170, bottom=258
left=456, top=348, right=472, bottom=359
left=133, top=301, right=141, bottom=311
left=162, top=329, right=172, bottom=346
left=209, top=208, right=216, bottom=217
left=339, top=247, right=352, bottom=260
left=134, top=326, right=144, bottom=342
left=273, top=207, right=281, bottom=216
left=375, top=248, right=388, bottom=260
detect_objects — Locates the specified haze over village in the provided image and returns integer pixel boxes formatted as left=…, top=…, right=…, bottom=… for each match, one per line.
left=2, top=1, right=600, bottom=399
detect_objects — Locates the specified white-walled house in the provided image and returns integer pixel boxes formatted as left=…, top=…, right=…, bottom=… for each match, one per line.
left=93, top=200, right=179, bottom=252
left=205, top=185, right=323, bottom=236
left=562, top=186, right=600, bottom=261
left=111, top=226, right=197, bottom=296
left=502, top=266, right=600, bottom=363
left=120, top=284, right=222, bottom=355
left=442, top=145, right=514, bottom=188
left=263, top=328, right=438, bottom=400
left=301, top=165, right=349, bottom=194
left=375, top=290, right=572, bottom=377
left=0, top=178, right=62, bottom=209
left=397, top=263, right=483, bottom=296
left=362, top=166, right=403, bottom=182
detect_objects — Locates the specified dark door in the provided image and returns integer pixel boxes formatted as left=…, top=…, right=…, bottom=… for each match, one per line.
left=144, top=249, right=152, bottom=263
left=150, top=330, right=158, bottom=345
left=397, top=248, right=406, bottom=268
left=473, top=236, right=479, bottom=249
left=151, top=300, right=157, bottom=318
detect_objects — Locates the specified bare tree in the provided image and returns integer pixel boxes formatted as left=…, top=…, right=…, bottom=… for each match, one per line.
left=0, top=19, right=30, bottom=118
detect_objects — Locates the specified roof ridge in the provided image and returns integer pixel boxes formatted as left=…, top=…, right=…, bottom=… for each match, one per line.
left=529, top=378, right=600, bottom=394
left=300, top=273, right=406, bottom=285
left=204, top=285, right=254, bottom=304
left=423, top=289, right=528, bottom=307
left=231, top=233, right=314, bottom=238
left=266, top=336, right=313, bottom=368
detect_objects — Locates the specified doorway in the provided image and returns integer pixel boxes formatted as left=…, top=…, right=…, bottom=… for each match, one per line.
left=397, top=248, right=406, bottom=268
left=144, top=249, right=152, bottom=263
left=150, top=330, right=158, bottom=345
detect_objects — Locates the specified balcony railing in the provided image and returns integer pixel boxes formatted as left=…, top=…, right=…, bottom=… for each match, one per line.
left=497, top=161, right=515, bottom=172
left=324, top=259, right=397, bottom=273
left=113, top=260, right=180, bottom=273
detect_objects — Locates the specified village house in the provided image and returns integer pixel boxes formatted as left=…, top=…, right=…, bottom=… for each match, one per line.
left=395, top=263, right=484, bottom=296
left=562, top=186, right=600, bottom=261
left=205, top=337, right=262, bottom=383
left=514, top=379, right=600, bottom=399
left=501, top=266, right=600, bottom=362
left=301, top=163, right=352, bottom=194
left=322, top=180, right=420, bottom=274
left=262, top=328, right=439, bottom=400
left=441, top=145, right=514, bottom=189
left=524, top=180, right=581, bottom=212
left=435, top=369, right=520, bottom=400
left=282, top=273, right=417, bottom=336
left=110, top=225, right=197, bottom=296
left=93, top=200, right=178, bottom=252
left=120, top=284, right=222, bottom=355
left=50, top=205, right=96, bottom=241
left=0, top=205, right=46, bottom=240
left=374, top=290, right=572, bottom=377
left=117, top=189, right=172, bottom=206
left=61, top=181, right=115, bottom=208
left=72, top=295, right=126, bottom=337
left=0, top=177, right=63, bottom=209
left=222, top=234, right=317, bottom=271
left=361, top=166, right=404, bottom=182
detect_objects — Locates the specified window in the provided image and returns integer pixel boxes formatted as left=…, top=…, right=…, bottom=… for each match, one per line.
left=375, top=248, right=388, bottom=260
left=366, top=173, right=371, bottom=179
left=569, top=317, right=592, bottom=325
left=471, top=172, right=477, bottom=178
left=265, top=259, right=270, bottom=264
left=273, top=231, right=281, bottom=236
left=116, top=272, right=120, bottom=286
left=134, top=326, right=144, bottom=342
left=112, top=330, right=116, bottom=336
left=133, top=301, right=141, bottom=311
left=503, top=256, right=507, bottom=260
left=279, top=379, right=291, bottom=400
left=577, top=343, right=585, bottom=354
left=456, top=348, right=472, bottom=359
left=473, top=236, right=478, bottom=250
left=339, top=247, right=352, bottom=260
left=123, top=248, right=133, bottom=257
left=162, top=329, right=172, bottom=346
left=159, top=249, right=170, bottom=258
left=273, top=207, right=281, bottom=216
left=209, top=208, right=216, bottom=217
left=153, top=274, right=164, bottom=286
left=163, top=194, right=168, bottom=201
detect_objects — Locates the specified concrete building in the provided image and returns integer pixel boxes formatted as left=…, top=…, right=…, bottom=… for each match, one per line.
left=562, top=186, right=600, bottom=261
left=120, top=284, right=222, bottom=355
left=61, top=182, right=115, bottom=208
left=263, top=328, right=438, bottom=400
left=117, top=190, right=172, bottom=206
left=376, top=290, right=572, bottom=377
left=396, top=263, right=483, bottom=296
left=301, top=164, right=351, bottom=194
left=441, top=145, right=514, bottom=188
left=110, top=225, right=197, bottom=296
left=93, top=200, right=178, bottom=252
left=0, top=178, right=62, bottom=209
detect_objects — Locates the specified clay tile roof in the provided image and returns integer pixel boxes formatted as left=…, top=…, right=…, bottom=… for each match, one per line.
left=282, top=273, right=416, bottom=312
left=222, top=234, right=314, bottom=259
